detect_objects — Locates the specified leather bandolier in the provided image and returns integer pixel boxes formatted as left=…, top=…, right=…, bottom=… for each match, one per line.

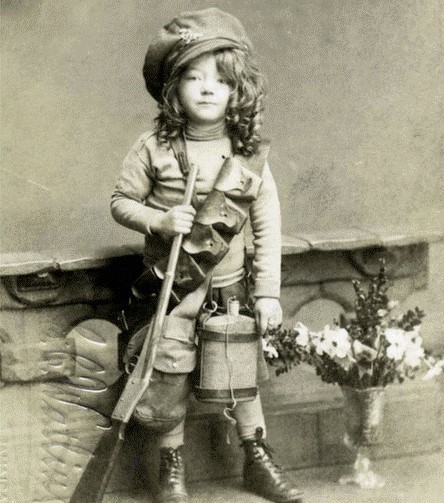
left=132, top=138, right=271, bottom=304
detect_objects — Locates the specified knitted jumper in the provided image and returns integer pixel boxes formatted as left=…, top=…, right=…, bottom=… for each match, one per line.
left=111, top=131, right=281, bottom=298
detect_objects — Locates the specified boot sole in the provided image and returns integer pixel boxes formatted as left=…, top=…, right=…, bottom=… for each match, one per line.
left=244, top=484, right=304, bottom=503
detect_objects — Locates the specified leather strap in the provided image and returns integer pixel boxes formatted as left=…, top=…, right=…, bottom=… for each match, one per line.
left=171, top=136, right=271, bottom=177
left=170, top=135, right=200, bottom=209
left=170, top=135, right=190, bottom=176
left=194, top=386, right=257, bottom=401
left=199, top=329, right=258, bottom=343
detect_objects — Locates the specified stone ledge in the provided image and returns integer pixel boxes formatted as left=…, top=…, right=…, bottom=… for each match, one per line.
left=1, top=227, right=442, bottom=275
left=0, top=244, right=144, bottom=276
left=291, top=226, right=444, bottom=252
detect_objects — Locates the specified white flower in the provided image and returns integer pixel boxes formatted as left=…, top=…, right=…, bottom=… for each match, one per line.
left=423, top=359, right=444, bottom=380
left=385, top=328, right=408, bottom=361
left=403, top=342, right=425, bottom=368
left=262, top=338, right=279, bottom=359
left=387, top=300, right=399, bottom=310
left=401, top=331, right=425, bottom=368
left=318, top=325, right=352, bottom=359
left=406, top=332, right=423, bottom=348
left=377, top=309, right=388, bottom=317
left=311, top=331, right=326, bottom=356
left=409, top=324, right=422, bottom=337
left=293, top=322, right=310, bottom=347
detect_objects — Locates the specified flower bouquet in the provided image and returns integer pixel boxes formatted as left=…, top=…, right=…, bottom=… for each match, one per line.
left=262, top=262, right=443, bottom=488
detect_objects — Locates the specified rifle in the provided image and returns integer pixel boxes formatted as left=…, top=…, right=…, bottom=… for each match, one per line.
left=70, top=158, right=198, bottom=503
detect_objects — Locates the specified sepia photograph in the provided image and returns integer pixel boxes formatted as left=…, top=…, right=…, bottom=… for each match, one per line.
left=1, top=1, right=443, bottom=502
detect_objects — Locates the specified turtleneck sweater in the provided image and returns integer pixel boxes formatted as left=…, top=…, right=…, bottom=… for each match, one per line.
left=111, top=128, right=281, bottom=298
left=185, top=121, right=227, bottom=141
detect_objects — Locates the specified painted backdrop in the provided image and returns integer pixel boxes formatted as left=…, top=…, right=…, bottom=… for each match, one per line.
left=1, top=0, right=443, bottom=252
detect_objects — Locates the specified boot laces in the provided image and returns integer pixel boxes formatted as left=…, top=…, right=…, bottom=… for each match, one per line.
left=250, top=428, right=283, bottom=476
left=255, top=443, right=282, bottom=476
left=161, top=448, right=183, bottom=484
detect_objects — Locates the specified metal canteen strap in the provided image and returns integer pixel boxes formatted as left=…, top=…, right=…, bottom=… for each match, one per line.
left=181, top=222, right=229, bottom=264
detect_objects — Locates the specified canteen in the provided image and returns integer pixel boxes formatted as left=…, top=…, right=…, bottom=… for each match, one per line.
left=194, top=297, right=259, bottom=404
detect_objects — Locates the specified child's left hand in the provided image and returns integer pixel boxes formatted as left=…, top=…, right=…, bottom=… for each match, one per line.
left=254, top=297, right=283, bottom=336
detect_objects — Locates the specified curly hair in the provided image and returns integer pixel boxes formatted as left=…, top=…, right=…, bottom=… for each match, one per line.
left=155, top=48, right=266, bottom=157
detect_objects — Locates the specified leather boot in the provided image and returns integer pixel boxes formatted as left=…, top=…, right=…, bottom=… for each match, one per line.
left=156, top=446, right=188, bottom=503
left=243, top=428, right=303, bottom=503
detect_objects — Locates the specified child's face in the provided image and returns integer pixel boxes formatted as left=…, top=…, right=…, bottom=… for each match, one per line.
left=178, top=53, right=231, bottom=128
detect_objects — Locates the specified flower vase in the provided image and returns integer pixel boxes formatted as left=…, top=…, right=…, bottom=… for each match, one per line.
left=339, top=386, right=385, bottom=489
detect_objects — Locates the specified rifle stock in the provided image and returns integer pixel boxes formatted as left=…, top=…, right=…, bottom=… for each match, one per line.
left=70, top=161, right=198, bottom=503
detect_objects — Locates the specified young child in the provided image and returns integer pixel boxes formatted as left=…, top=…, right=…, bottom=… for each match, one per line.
left=111, top=8, right=303, bottom=503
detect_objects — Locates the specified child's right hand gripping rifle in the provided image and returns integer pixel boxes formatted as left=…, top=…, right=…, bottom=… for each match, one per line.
left=150, top=204, right=196, bottom=239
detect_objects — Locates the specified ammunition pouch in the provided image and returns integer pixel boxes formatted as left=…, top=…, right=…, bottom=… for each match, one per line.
left=182, top=221, right=230, bottom=264
left=192, top=190, right=248, bottom=236
left=151, top=143, right=270, bottom=301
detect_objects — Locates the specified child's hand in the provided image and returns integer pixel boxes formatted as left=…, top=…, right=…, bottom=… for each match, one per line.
left=151, top=205, right=196, bottom=237
left=254, top=297, right=283, bottom=336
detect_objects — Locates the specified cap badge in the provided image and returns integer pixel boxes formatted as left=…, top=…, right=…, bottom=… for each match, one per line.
left=178, top=28, right=203, bottom=45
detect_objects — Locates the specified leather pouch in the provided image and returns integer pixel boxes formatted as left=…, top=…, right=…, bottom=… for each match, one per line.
left=214, top=158, right=263, bottom=201
left=182, top=222, right=229, bottom=264
left=193, top=190, right=248, bottom=235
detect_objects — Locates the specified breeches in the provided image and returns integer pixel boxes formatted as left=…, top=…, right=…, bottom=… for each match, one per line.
left=133, top=369, right=266, bottom=442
